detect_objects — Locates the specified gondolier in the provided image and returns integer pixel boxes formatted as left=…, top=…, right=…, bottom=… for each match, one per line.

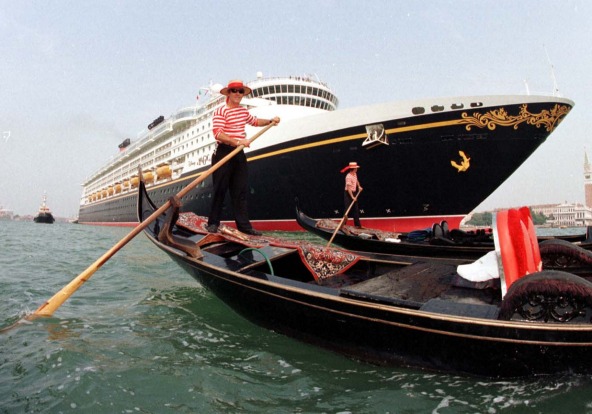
left=206, top=79, right=280, bottom=235
left=341, top=161, right=363, bottom=228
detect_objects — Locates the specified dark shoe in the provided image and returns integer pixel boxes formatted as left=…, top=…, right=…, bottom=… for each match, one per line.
left=206, top=224, right=219, bottom=233
left=240, top=228, right=262, bottom=236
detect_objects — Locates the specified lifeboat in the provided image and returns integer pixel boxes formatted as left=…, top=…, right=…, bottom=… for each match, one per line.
left=130, top=176, right=140, bottom=188
left=107, top=186, right=114, bottom=196
left=115, top=183, right=122, bottom=194
left=101, top=189, right=108, bottom=198
left=148, top=115, right=164, bottom=130
left=143, top=171, right=154, bottom=183
left=122, top=180, right=130, bottom=188
left=156, top=165, right=172, bottom=180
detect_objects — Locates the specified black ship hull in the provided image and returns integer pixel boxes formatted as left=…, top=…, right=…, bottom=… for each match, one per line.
left=81, top=97, right=573, bottom=232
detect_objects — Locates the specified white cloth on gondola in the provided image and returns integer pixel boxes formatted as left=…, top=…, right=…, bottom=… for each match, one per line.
left=457, top=250, right=500, bottom=282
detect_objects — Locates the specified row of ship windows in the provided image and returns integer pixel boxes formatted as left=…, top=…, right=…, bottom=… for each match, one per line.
left=172, top=123, right=212, bottom=145
left=89, top=141, right=216, bottom=194
left=95, top=185, right=210, bottom=211
left=392, top=133, right=488, bottom=146
left=88, top=111, right=214, bottom=192
left=266, top=95, right=335, bottom=111
left=251, top=85, right=338, bottom=106
left=95, top=128, right=215, bottom=190
left=412, top=102, right=484, bottom=115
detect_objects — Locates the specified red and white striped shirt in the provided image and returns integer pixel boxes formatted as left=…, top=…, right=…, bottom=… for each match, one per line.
left=345, top=172, right=359, bottom=192
left=213, top=105, right=258, bottom=142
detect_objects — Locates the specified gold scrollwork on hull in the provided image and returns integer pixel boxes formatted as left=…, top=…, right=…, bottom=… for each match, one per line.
left=459, top=104, right=571, bottom=133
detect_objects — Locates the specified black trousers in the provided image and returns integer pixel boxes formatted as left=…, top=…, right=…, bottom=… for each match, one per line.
left=344, top=191, right=361, bottom=227
left=207, top=144, right=253, bottom=230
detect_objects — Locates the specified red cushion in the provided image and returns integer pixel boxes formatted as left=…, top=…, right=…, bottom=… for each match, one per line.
left=497, top=207, right=540, bottom=297
left=519, top=206, right=542, bottom=271
left=508, top=209, right=530, bottom=277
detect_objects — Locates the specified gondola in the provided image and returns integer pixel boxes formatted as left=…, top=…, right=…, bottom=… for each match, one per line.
left=296, top=204, right=592, bottom=268
left=139, top=181, right=592, bottom=377
left=296, top=204, right=496, bottom=260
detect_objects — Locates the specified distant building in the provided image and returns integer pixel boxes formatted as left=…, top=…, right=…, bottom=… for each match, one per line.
left=523, top=151, right=592, bottom=226
left=531, top=202, right=592, bottom=227
left=529, top=203, right=557, bottom=218
left=475, top=152, right=592, bottom=227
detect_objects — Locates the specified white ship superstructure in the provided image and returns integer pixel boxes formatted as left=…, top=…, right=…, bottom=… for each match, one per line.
left=80, top=73, right=337, bottom=208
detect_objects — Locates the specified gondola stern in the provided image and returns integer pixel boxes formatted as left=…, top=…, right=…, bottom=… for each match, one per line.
left=136, top=175, right=203, bottom=259
left=295, top=203, right=334, bottom=237
left=136, top=170, right=165, bottom=241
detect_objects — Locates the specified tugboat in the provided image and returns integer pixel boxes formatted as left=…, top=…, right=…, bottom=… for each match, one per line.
left=34, top=194, right=55, bottom=224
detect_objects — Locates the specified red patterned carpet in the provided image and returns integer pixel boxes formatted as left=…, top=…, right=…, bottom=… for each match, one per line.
left=176, top=212, right=360, bottom=283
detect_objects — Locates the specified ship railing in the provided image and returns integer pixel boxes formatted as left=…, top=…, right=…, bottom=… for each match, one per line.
left=151, top=121, right=171, bottom=136
left=133, top=104, right=200, bottom=141
left=248, top=75, right=332, bottom=89
left=174, top=107, right=197, bottom=120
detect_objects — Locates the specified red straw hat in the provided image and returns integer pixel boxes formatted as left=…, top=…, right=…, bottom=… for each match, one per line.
left=340, top=161, right=360, bottom=173
left=220, top=79, right=252, bottom=96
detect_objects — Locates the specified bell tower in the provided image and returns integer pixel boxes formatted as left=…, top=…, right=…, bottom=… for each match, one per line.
left=585, top=150, right=592, bottom=208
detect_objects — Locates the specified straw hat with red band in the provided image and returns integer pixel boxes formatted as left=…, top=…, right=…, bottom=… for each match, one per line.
left=340, top=161, right=360, bottom=173
left=220, top=80, right=252, bottom=96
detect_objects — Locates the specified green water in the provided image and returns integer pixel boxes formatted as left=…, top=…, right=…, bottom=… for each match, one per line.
left=2, top=221, right=592, bottom=413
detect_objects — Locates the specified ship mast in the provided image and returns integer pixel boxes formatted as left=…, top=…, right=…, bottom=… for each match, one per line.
left=543, top=44, right=560, bottom=97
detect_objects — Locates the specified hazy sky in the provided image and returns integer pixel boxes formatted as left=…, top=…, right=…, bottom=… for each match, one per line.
left=0, top=0, right=590, bottom=217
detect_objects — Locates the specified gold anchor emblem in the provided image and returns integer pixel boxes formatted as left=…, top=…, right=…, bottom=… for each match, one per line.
left=451, top=150, right=471, bottom=172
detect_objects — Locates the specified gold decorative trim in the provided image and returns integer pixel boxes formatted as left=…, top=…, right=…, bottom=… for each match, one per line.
left=245, top=103, right=572, bottom=164
left=459, top=104, right=571, bottom=133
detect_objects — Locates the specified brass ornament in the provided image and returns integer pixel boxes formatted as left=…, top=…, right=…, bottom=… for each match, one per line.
left=459, top=104, right=571, bottom=132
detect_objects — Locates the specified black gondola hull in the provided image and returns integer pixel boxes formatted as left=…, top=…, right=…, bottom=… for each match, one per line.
left=163, top=249, right=592, bottom=377
left=296, top=204, right=495, bottom=260
left=138, top=181, right=592, bottom=378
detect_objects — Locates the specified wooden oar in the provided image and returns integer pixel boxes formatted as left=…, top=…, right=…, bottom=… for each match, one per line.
left=326, top=189, right=362, bottom=248
left=31, top=124, right=275, bottom=318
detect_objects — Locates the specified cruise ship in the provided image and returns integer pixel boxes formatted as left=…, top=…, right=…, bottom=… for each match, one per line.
left=78, top=72, right=574, bottom=232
